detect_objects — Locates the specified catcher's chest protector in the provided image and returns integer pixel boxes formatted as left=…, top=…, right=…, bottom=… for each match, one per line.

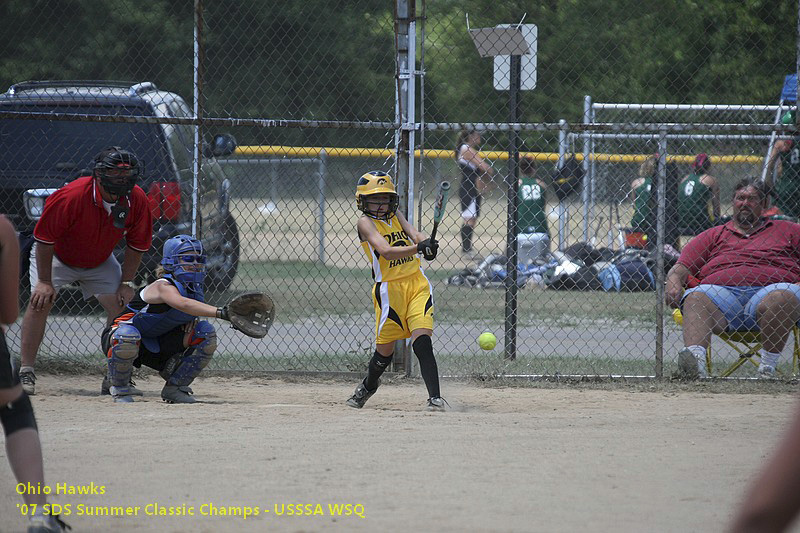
left=131, top=276, right=202, bottom=340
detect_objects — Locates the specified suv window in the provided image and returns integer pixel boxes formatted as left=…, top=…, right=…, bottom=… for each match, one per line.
left=0, top=82, right=239, bottom=292
left=166, top=98, right=194, bottom=172
left=0, top=103, right=172, bottom=184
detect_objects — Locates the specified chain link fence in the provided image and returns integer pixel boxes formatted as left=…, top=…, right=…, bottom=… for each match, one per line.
left=1, top=0, right=798, bottom=380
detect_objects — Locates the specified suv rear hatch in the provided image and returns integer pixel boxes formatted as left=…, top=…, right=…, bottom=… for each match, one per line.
left=0, top=101, right=173, bottom=232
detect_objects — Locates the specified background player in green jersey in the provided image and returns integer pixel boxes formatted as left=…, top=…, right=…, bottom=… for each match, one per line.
left=677, top=153, right=720, bottom=241
left=766, top=110, right=800, bottom=218
left=629, top=155, right=656, bottom=247
left=516, top=157, right=551, bottom=264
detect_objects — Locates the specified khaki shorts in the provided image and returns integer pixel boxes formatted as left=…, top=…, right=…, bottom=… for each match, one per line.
left=30, top=245, right=121, bottom=300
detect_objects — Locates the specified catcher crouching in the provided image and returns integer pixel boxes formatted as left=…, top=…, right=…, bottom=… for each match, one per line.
left=100, top=234, right=273, bottom=403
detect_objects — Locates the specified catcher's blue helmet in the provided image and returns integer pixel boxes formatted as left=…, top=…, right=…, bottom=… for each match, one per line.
left=161, top=234, right=206, bottom=286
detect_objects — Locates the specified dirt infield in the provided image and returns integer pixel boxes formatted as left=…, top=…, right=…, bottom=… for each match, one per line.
left=1, top=374, right=799, bottom=533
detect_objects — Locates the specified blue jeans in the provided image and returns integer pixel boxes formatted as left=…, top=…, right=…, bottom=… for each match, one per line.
left=682, top=283, right=800, bottom=331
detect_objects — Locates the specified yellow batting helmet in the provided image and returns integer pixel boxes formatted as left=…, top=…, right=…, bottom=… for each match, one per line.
left=356, top=171, right=399, bottom=220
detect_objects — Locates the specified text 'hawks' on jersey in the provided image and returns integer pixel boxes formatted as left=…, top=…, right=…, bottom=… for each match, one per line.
left=360, top=215, right=421, bottom=281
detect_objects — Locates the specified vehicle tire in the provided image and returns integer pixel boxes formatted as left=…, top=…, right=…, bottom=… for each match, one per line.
left=207, top=212, right=240, bottom=292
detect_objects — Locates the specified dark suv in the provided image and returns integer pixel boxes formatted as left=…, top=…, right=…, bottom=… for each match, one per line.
left=0, top=80, right=240, bottom=292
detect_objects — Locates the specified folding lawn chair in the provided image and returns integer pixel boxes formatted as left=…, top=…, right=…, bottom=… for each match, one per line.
left=672, top=308, right=800, bottom=378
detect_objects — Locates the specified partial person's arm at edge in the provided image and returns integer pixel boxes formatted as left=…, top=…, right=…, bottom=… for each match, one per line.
left=630, top=178, right=642, bottom=204
left=704, top=175, right=721, bottom=220
left=464, top=146, right=493, bottom=176
left=28, top=241, right=57, bottom=310
left=119, top=247, right=145, bottom=283
left=764, top=143, right=785, bottom=191
left=126, top=188, right=154, bottom=252
left=357, top=216, right=418, bottom=260
left=728, top=398, right=800, bottom=533
left=665, top=262, right=690, bottom=309
left=0, top=215, right=20, bottom=324
left=116, top=247, right=145, bottom=307
left=34, top=242, right=55, bottom=285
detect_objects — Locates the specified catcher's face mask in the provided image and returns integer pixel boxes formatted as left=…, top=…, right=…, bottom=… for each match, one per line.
left=175, top=252, right=206, bottom=272
left=93, top=146, right=141, bottom=197
left=161, top=234, right=206, bottom=286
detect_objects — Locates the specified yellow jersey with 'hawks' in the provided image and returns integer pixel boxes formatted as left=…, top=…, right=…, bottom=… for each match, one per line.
left=360, top=215, right=421, bottom=282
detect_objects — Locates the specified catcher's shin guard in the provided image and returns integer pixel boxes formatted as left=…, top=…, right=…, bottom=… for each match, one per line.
left=107, top=324, right=141, bottom=388
left=161, top=321, right=216, bottom=387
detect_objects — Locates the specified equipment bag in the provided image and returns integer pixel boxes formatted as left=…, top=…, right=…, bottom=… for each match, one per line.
left=598, top=259, right=655, bottom=292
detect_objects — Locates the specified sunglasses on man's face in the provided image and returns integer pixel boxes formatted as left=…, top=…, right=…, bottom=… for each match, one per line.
left=176, top=254, right=207, bottom=264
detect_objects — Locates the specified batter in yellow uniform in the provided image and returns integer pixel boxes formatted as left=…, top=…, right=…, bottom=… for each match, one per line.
left=347, top=171, right=446, bottom=411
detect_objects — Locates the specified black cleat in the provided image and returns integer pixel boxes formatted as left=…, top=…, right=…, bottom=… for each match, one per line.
left=161, top=384, right=197, bottom=404
left=346, top=379, right=379, bottom=409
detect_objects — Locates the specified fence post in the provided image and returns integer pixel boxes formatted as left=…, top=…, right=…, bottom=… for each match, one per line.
left=393, top=0, right=416, bottom=374
left=557, top=121, right=569, bottom=250
left=655, top=130, right=668, bottom=378
left=192, top=0, right=204, bottom=237
left=318, top=149, right=327, bottom=265
left=503, top=54, right=522, bottom=361
left=582, top=95, right=592, bottom=242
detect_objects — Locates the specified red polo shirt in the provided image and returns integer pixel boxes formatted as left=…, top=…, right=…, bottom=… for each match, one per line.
left=678, top=218, right=800, bottom=286
left=33, top=176, right=153, bottom=268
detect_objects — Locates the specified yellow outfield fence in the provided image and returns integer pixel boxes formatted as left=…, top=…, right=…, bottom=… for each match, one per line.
left=235, top=145, right=764, bottom=165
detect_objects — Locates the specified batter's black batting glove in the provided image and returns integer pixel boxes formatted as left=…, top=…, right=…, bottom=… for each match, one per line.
left=216, top=306, right=230, bottom=321
left=417, top=239, right=439, bottom=261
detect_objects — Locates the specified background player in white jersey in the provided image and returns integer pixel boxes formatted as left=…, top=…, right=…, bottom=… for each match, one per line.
left=347, top=171, right=446, bottom=411
left=455, top=129, right=494, bottom=259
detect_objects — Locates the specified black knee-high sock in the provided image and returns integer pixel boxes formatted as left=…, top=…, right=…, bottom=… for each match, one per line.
left=460, top=224, right=473, bottom=252
left=364, top=351, right=392, bottom=391
left=412, top=335, right=440, bottom=398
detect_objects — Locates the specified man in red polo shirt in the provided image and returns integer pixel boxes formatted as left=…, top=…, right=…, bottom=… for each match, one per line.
left=666, top=177, right=800, bottom=379
left=18, top=147, right=153, bottom=395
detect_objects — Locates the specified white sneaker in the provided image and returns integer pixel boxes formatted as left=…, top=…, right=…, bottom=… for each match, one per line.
left=757, top=364, right=776, bottom=379
left=678, top=348, right=708, bottom=379
left=28, top=512, right=70, bottom=532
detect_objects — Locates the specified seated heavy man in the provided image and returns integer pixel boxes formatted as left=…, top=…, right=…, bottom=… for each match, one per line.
left=665, top=177, right=800, bottom=379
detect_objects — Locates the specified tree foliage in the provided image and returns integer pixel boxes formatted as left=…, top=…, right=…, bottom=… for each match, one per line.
left=424, top=0, right=797, bottom=124
left=0, top=0, right=796, bottom=146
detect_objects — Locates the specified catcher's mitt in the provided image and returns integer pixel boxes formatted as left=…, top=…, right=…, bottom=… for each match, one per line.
left=223, top=291, right=275, bottom=338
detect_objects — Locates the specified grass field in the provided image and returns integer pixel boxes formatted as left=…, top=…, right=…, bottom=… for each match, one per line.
left=232, top=260, right=660, bottom=324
